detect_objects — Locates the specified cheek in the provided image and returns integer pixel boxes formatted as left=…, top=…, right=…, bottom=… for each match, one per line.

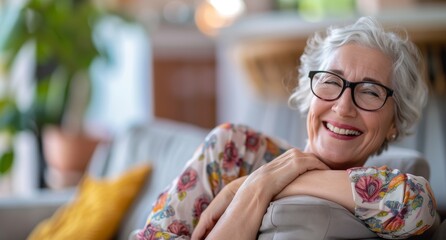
left=364, top=110, right=394, bottom=140
left=307, top=98, right=328, bottom=139
left=306, top=111, right=317, bottom=140
left=365, top=120, right=386, bottom=143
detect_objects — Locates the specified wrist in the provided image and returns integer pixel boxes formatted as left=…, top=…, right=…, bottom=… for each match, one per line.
left=209, top=187, right=270, bottom=240
left=272, top=170, right=354, bottom=212
left=227, top=176, right=247, bottom=195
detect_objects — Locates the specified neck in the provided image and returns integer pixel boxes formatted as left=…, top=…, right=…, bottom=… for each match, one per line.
left=303, top=142, right=366, bottom=170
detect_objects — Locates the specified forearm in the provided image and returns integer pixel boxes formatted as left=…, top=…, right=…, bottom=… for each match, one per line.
left=274, top=170, right=355, bottom=213
left=205, top=171, right=348, bottom=240
left=275, top=167, right=437, bottom=238
left=203, top=149, right=330, bottom=239
left=206, top=183, right=270, bottom=240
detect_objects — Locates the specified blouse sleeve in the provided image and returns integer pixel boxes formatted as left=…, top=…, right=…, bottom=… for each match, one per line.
left=347, top=166, right=437, bottom=239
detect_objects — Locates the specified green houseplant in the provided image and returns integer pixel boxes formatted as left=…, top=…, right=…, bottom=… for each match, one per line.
left=0, top=0, right=105, bottom=183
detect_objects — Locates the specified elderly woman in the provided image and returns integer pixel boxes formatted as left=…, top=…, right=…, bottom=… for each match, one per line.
left=137, top=17, right=437, bottom=239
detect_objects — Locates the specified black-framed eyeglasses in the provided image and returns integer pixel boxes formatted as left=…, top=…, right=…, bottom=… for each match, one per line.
left=309, top=70, right=394, bottom=111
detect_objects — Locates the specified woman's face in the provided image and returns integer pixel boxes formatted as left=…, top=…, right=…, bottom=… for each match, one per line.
left=306, top=43, right=397, bottom=169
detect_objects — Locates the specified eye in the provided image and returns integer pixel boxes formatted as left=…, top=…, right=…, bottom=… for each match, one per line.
left=319, top=75, right=342, bottom=87
left=360, top=89, right=380, bottom=97
left=357, top=83, right=386, bottom=99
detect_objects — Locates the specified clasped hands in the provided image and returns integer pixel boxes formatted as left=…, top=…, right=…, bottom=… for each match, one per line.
left=191, top=148, right=330, bottom=240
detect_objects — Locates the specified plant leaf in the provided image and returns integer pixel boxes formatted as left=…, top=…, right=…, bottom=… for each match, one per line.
left=0, top=149, right=14, bottom=175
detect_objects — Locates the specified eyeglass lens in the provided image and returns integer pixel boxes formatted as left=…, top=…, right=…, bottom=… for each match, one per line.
left=311, top=72, right=389, bottom=111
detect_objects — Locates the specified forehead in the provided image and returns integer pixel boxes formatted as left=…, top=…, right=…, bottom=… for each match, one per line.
left=325, top=44, right=393, bottom=86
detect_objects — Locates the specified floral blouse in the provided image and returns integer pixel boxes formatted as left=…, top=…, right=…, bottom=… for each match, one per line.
left=137, top=123, right=436, bottom=239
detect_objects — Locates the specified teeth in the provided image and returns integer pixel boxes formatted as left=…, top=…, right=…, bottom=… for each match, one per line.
left=326, top=123, right=360, bottom=136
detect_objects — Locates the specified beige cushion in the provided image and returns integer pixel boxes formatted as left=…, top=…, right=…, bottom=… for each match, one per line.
left=258, top=196, right=379, bottom=240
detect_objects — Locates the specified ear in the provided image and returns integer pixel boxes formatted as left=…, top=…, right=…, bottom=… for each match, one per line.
left=386, top=122, right=398, bottom=141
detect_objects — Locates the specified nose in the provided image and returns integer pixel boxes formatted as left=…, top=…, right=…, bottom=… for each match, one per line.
left=331, top=88, right=357, bottom=117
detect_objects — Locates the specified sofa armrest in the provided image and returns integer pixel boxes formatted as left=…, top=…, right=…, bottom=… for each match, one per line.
left=365, top=146, right=430, bottom=179
left=0, top=189, right=74, bottom=240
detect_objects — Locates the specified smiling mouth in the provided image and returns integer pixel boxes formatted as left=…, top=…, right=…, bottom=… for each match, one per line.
left=324, top=122, right=362, bottom=136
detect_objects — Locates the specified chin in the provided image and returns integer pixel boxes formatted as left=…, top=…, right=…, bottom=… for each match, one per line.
left=318, top=152, right=363, bottom=170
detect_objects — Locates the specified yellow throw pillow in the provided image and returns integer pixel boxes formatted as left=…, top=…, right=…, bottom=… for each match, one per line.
left=28, top=164, right=151, bottom=240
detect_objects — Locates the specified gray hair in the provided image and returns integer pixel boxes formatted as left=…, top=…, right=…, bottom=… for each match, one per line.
left=288, top=16, right=428, bottom=153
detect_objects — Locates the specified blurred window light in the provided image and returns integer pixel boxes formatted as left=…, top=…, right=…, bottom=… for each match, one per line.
left=195, top=0, right=246, bottom=37
left=195, top=1, right=224, bottom=36
left=208, top=0, right=246, bottom=18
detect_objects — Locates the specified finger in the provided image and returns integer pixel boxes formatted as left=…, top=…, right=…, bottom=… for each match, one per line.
left=241, top=151, right=328, bottom=196
left=192, top=212, right=212, bottom=240
left=191, top=228, right=203, bottom=240
left=281, top=149, right=330, bottom=171
left=192, top=221, right=211, bottom=240
left=193, top=208, right=221, bottom=240
left=192, top=180, right=241, bottom=240
left=304, top=157, right=330, bottom=171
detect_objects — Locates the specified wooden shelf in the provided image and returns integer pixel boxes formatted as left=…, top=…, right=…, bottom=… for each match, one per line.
left=228, top=10, right=446, bottom=98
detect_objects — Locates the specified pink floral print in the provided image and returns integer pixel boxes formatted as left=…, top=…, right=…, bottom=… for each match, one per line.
left=192, top=194, right=211, bottom=227
left=348, top=166, right=436, bottom=238
left=245, top=131, right=260, bottom=152
left=167, top=220, right=191, bottom=236
left=221, top=141, right=241, bottom=170
left=177, top=168, right=199, bottom=201
left=177, top=168, right=198, bottom=192
left=138, top=124, right=436, bottom=240
left=354, top=175, right=383, bottom=202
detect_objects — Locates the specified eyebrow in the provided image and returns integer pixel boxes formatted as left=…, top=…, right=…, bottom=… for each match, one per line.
left=328, top=69, right=382, bottom=84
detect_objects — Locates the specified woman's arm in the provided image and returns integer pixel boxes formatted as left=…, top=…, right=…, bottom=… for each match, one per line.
left=195, top=167, right=437, bottom=240
left=201, top=170, right=354, bottom=240
left=196, top=150, right=329, bottom=240
left=275, top=167, right=438, bottom=238
left=273, top=170, right=355, bottom=212
left=191, top=176, right=247, bottom=239
left=275, top=167, right=436, bottom=238
left=138, top=123, right=294, bottom=240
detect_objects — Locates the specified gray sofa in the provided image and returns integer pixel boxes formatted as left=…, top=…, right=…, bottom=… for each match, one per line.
left=0, top=119, right=444, bottom=239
